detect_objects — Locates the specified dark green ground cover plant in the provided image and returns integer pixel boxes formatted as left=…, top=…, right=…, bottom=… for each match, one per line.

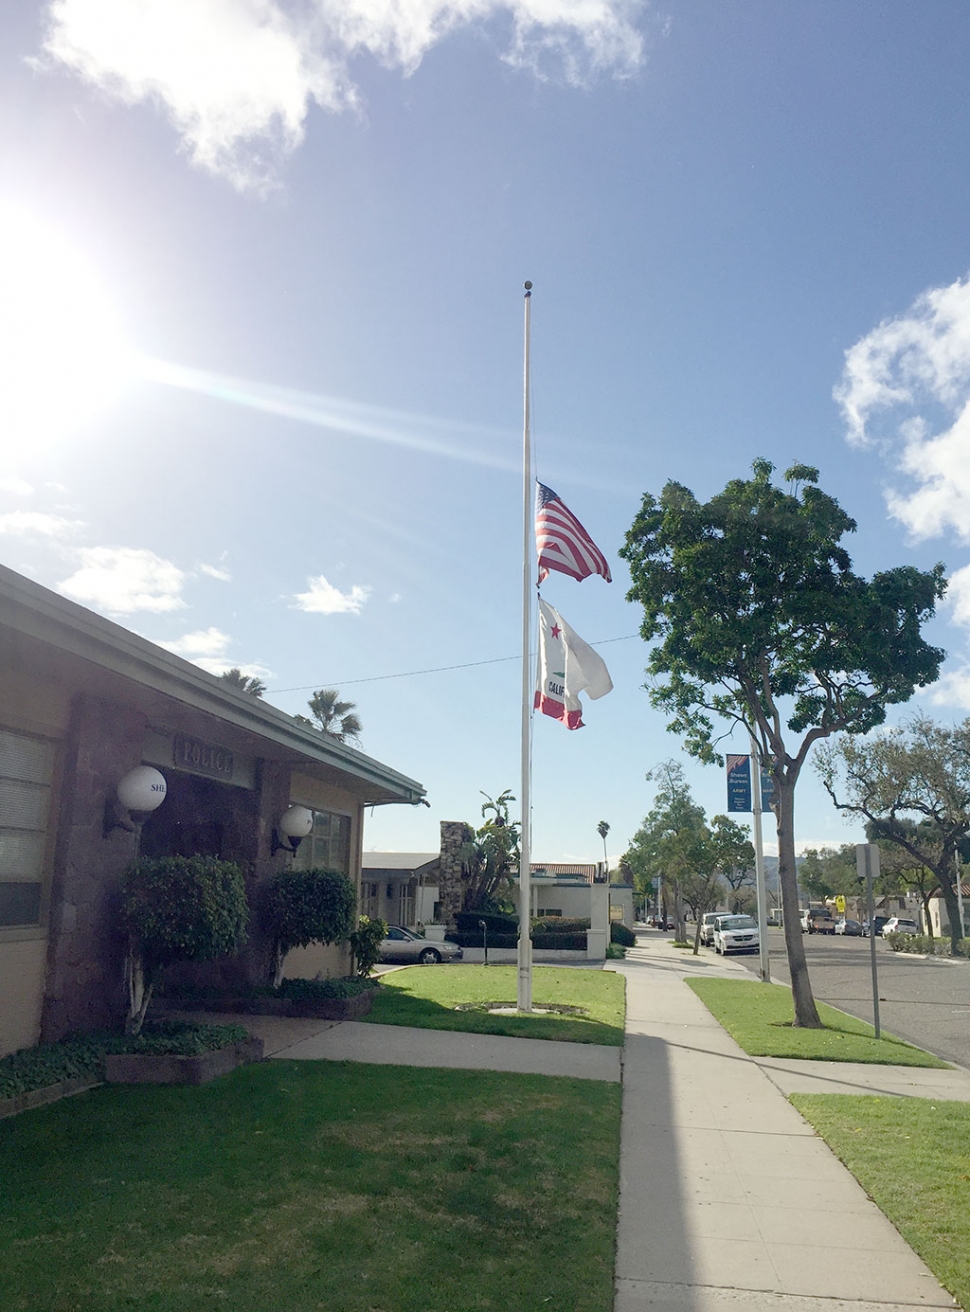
left=0, top=1060, right=621, bottom=1312
left=0, top=1022, right=249, bottom=1099
left=160, top=976, right=380, bottom=1002
left=688, top=977, right=947, bottom=1066
left=365, top=965, right=625, bottom=1045
left=792, top=1094, right=970, bottom=1310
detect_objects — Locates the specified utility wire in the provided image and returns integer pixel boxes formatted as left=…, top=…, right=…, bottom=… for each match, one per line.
left=269, top=632, right=639, bottom=694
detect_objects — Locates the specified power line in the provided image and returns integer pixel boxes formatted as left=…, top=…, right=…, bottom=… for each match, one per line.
left=269, top=632, right=639, bottom=694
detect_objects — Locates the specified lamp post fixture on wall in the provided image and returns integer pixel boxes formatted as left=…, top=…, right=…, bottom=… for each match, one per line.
left=271, top=804, right=314, bottom=856
left=103, top=765, right=168, bottom=838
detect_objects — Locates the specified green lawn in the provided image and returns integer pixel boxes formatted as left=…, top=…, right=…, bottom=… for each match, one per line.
left=792, top=1094, right=970, bottom=1310
left=364, top=965, right=626, bottom=1045
left=687, top=977, right=948, bottom=1066
left=0, top=1060, right=621, bottom=1312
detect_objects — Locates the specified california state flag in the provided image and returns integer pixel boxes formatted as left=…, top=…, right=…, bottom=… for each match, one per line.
left=534, top=598, right=613, bottom=729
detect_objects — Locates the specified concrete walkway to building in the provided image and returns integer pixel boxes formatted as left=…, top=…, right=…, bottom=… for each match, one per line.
left=613, top=936, right=959, bottom=1312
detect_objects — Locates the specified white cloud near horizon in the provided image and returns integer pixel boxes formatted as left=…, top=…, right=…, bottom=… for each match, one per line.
left=58, top=546, right=186, bottom=613
left=37, top=0, right=645, bottom=193
left=153, top=624, right=271, bottom=678
left=835, top=273, right=970, bottom=542
left=293, top=573, right=370, bottom=615
left=0, top=510, right=82, bottom=537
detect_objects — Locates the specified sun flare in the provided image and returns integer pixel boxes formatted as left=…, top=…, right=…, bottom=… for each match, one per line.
left=0, top=206, right=129, bottom=448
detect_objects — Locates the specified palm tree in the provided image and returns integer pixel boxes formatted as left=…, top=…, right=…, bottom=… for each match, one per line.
left=597, top=820, right=610, bottom=875
left=306, top=688, right=362, bottom=743
left=219, top=667, right=266, bottom=697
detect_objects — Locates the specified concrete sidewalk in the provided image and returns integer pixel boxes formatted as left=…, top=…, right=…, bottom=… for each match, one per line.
left=613, top=936, right=958, bottom=1311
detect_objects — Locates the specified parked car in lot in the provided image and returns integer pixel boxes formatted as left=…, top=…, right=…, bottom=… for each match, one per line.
left=835, top=918, right=863, bottom=936
left=882, top=916, right=920, bottom=937
left=378, top=926, right=464, bottom=965
left=862, top=916, right=890, bottom=938
left=699, top=912, right=721, bottom=947
left=713, top=914, right=760, bottom=955
left=808, top=908, right=836, bottom=934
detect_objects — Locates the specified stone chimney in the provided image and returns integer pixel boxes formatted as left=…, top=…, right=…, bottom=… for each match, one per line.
left=437, top=820, right=474, bottom=929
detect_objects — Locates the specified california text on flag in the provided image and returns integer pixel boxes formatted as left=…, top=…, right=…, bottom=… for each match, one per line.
left=534, top=598, right=613, bottom=729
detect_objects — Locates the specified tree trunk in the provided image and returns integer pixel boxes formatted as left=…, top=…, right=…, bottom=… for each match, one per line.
left=938, top=863, right=964, bottom=954
left=125, top=949, right=154, bottom=1037
left=774, top=778, right=822, bottom=1028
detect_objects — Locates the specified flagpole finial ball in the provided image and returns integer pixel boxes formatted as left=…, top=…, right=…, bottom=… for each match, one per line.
left=524, top=281, right=532, bottom=290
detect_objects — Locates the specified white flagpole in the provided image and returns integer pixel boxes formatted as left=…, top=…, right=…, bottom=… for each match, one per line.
left=518, top=281, right=534, bottom=1012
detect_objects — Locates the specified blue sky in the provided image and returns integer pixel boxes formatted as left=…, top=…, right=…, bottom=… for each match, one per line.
left=4, top=2, right=970, bottom=865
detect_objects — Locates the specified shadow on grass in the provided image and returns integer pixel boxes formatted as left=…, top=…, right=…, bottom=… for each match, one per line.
left=362, top=990, right=624, bottom=1045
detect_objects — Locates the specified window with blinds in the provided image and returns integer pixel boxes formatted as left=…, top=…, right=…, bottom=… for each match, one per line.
left=292, top=809, right=351, bottom=876
left=0, top=729, right=55, bottom=928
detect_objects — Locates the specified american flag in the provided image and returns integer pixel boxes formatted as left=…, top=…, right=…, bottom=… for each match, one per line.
left=535, top=482, right=612, bottom=584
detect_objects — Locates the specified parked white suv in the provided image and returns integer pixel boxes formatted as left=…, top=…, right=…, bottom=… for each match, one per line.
left=882, top=917, right=919, bottom=937
left=713, top=914, right=760, bottom=955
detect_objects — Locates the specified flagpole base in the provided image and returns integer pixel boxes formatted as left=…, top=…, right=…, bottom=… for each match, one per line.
left=517, top=934, right=533, bottom=1012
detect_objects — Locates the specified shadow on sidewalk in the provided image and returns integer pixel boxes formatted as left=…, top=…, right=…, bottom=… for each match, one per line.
left=618, top=1030, right=698, bottom=1309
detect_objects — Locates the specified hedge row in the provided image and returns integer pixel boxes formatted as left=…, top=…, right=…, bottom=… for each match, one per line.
left=447, top=930, right=589, bottom=950
left=885, top=932, right=970, bottom=957
left=610, top=923, right=637, bottom=946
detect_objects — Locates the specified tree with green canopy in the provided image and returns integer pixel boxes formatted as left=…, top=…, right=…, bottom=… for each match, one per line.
left=459, top=789, right=521, bottom=913
left=816, top=716, right=970, bottom=951
left=623, top=760, right=721, bottom=947
left=708, top=814, right=756, bottom=913
left=304, top=688, right=363, bottom=743
left=219, top=667, right=266, bottom=697
left=621, top=459, right=946, bottom=1026
left=597, top=820, right=610, bottom=873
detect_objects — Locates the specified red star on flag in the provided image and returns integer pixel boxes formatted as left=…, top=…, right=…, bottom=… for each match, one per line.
left=551, top=623, right=561, bottom=638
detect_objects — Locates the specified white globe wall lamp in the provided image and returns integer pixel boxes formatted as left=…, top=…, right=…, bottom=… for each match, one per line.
left=271, top=805, right=314, bottom=856
left=103, top=765, right=168, bottom=838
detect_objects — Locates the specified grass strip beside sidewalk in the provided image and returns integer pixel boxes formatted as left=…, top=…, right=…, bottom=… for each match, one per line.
left=364, top=965, right=626, bottom=1045
left=687, top=977, right=947, bottom=1066
left=792, top=1093, right=970, bottom=1310
left=1, top=1060, right=620, bottom=1312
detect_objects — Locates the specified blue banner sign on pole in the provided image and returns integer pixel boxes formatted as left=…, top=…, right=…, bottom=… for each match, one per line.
left=760, top=766, right=775, bottom=810
left=727, top=754, right=751, bottom=812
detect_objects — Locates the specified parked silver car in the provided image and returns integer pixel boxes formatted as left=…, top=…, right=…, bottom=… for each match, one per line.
left=713, top=914, right=760, bottom=955
left=378, top=926, right=464, bottom=965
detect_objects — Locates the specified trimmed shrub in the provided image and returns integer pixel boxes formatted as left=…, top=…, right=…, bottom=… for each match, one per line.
left=350, top=915, right=388, bottom=976
left=533, top=917, right=591, bottom=935
left=610, top=923, right=636, bottom=947
left=885, top=932, right=945, bottom=955
left=121, top=855, right=249, bottom=1034
left=455, top=910, right=518, bottom=936
left=261, top=867, right=356, bottom=986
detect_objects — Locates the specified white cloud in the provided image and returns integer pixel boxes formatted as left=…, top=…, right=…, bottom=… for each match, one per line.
left=0, top=477, right=34, bottom=496
left=152, top=624, right=272, bottom=678
left=200, top=562, right=232, bottom=581
left=37, top=0, right=645, bottom=193
left=58, top=546, right=186, bottom=613
left=156, top=626, right=232, bottom=657
left=925, top=664, right=970, bottom=710
left=292, top=573, right=370, bottom=614
left=0, top=511, right=81, bottom=537
left=835, top=273, right=970, bottom=541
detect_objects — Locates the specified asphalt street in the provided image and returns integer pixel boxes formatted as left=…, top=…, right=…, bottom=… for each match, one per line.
left=731, top=927, right=970, bottom=1068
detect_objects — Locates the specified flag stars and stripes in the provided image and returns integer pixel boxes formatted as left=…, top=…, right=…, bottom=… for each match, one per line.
left=535, top=481, right=612, bottom=584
